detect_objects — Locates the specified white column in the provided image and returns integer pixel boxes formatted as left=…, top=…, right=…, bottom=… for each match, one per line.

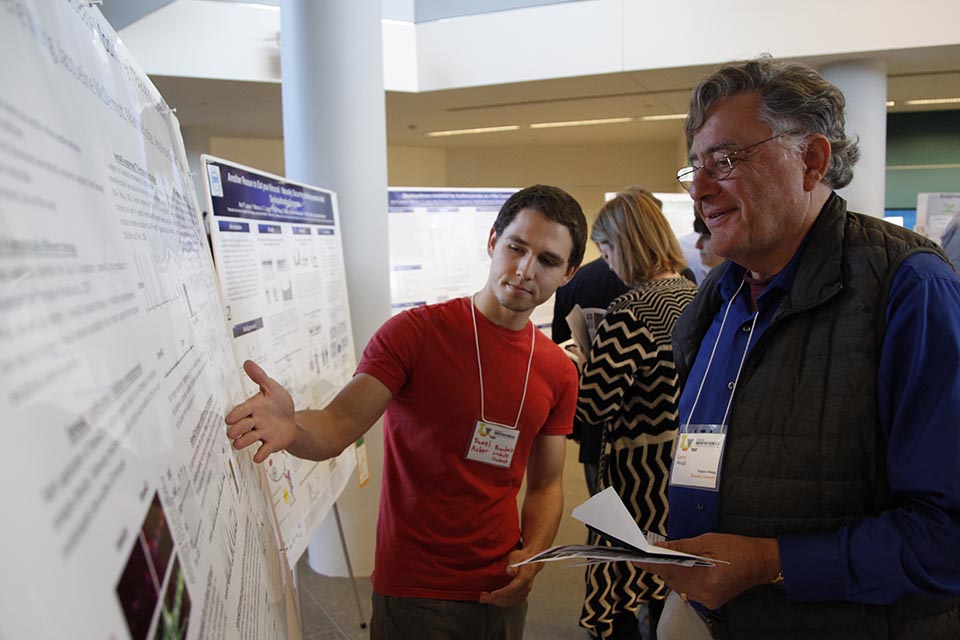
left=281, top=0, right=390, bottom=577
left=820, top=59, right=888, bottom=218
left=180, top=126, right=210, bottom=216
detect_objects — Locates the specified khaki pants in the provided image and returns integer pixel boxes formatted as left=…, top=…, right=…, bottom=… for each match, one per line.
left=371, top=592, right=528, bottom=640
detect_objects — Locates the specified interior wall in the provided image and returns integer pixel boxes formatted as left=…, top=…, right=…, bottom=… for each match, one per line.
left=886, top=110, right=960, bottom=209
left=387, top=145, right=448, bottom=185
left=208, top=135, right=286, bottom=177
left=443, top=140, right=684, bottom=261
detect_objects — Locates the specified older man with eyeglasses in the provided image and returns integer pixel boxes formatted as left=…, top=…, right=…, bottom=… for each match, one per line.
left=635, top=57, right=960, bottom=639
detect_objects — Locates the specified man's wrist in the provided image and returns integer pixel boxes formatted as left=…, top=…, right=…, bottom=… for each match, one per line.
left=771, top=568, right=785, bottom=589
left=757, top=537, right=782, bottom=587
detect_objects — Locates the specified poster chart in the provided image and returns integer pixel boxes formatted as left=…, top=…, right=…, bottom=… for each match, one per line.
left=204, top=155, right=358, bottom=563
left=387, top=187, right=556, bottom=332
left=1, top=3, right=295, bottom=639
left=916, top=192, right=960, bottom=244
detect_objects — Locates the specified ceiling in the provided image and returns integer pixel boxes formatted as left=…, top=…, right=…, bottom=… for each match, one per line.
left=152, top=44, right=960, bottom=148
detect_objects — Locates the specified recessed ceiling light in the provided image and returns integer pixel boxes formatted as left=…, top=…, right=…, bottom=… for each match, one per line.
left=529, top=117, right=633, bottom=129
left=426, top=125, right=520, bottom=137
left=641, top=114, right=687, bottom=121
left=886, top=101, right=895, bottom=107
left=904, top=97, right=960, bottom=105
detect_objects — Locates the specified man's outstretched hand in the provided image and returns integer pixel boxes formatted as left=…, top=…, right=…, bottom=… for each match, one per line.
left=225, top=360, right=296, bottom=463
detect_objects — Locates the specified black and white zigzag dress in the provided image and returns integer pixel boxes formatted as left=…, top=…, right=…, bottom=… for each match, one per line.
left=577, top=277, right=698, bottom=638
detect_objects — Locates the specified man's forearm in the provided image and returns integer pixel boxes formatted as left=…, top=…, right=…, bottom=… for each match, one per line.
left=519, top=482, right=564, bottom=555
left=284, top=373, right=393, bottom=462
left=284, top=409, right=350, bottom=461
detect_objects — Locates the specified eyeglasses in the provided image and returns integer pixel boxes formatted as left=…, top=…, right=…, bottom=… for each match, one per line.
left=676, top=131, right=798, bottom=192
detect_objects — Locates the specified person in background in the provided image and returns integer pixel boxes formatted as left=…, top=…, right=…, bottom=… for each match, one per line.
left=551, top=259, right=629, bottom=345
left=693, top=214, right=724, bottom=275
left=577, top=190, right=698, bottom=639
left=551, top=256, right=628, bottom=496
left=226, top=185, right=588, bottom=640
left=638, top=56, right=960, bottom=639
left=551, top=190, right=664, bottom=496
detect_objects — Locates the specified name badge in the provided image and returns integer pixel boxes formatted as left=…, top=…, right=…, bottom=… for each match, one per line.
left=466, top=420, right=519, bottom=468
left=669, top=424, right=727, bottom=491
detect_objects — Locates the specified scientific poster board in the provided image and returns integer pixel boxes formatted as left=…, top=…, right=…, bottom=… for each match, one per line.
left=916, top=192, right=960, bottom=243
left=655, top=192, right=698, bottom=240
left=387, top=187, right=556, bottom=332
left=1, top=4, right=295, bottom=639
left=203, top=155, right=358, bottom=562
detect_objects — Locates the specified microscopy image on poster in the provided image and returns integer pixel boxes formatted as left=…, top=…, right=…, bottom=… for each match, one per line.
left=143, top=494, right=176, bottom=587
left=0, top=4, right=294, bottom=639
left=116, top=494, right=191, bottom=640
left=204, top=155, right=358, bottom=562
left=116, top=531, right=162, bottom=640
left=157, top=557, right=191, bottom=640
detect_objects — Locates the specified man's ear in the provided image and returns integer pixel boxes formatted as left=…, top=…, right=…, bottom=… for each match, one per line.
left=487, top=227, right=498, bottom=258
left=802, top=134, right=832, bottom=192
left=560, top=263, right=580, bottom=287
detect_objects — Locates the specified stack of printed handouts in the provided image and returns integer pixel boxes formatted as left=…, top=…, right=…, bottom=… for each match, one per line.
left=563, top=304, right=607, bottom=359
left=512, top=487, right=722, bottom=568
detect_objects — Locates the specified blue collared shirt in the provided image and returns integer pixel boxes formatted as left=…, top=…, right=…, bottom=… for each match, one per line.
left=668, top=250, right=960, bottom=604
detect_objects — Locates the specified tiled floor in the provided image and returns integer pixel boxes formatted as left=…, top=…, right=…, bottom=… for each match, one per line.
left=295, top=440, right=596, bottom=639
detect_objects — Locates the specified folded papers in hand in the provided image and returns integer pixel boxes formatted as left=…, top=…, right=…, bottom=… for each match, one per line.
left=511, top=487, right=722, bottom=568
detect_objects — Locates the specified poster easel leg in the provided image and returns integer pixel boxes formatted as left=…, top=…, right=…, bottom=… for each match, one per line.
left=333, top=502, right=368, bottom=630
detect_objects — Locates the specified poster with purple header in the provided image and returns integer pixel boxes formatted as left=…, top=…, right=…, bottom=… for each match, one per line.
left=203, top=155, right=357, bottom=563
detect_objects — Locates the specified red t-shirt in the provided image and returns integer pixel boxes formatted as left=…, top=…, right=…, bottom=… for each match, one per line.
left=356, top=297, right=578, bottom=600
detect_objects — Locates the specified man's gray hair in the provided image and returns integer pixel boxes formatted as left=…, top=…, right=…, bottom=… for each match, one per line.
left=685, top=56, right=860, bottom=189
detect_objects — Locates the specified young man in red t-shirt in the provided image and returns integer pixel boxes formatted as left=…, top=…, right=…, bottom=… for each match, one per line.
left=226, top=185, right=587, bottom=638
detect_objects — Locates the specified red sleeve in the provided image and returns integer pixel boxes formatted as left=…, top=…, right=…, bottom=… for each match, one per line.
left=355, top=310, right=425, bottom=395
left=539, top=349, right=579, bottom=436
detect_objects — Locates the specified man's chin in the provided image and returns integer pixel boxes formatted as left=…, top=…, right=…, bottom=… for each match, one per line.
left=497, top=291, right=537, bottom=314
left=708, top=237, right=739, bottom=262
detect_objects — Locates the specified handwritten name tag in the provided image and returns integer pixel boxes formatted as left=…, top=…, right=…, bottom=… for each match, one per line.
left=466, top=420, right=519, bottom=468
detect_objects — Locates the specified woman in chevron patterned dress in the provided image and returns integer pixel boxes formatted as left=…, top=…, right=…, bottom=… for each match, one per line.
left=577, top=189, right=698, bottom=640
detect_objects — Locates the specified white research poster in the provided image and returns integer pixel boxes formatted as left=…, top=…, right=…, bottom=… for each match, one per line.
left=916, top=192, right=960, bottom=244
left=387, top=187, right=557, bottom=333
left=204, top=155, right=358, bottom=563
left=0, top=3, right=295, bottom=639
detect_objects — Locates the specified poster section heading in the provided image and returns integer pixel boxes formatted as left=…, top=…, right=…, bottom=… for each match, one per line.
left=207, top=160, right=334, bottom=226
left=388, top=189, right=517, bottom=212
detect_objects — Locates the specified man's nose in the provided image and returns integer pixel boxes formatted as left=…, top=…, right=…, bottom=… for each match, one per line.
left=517, top=255, right=535, bottom=279
left=689, top=167, right=718, bottom=201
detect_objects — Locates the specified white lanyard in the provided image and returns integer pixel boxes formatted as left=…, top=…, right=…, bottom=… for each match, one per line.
left=683, top=279, right=759, bottom=430
left=471, top=295, right=536, bottom=429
